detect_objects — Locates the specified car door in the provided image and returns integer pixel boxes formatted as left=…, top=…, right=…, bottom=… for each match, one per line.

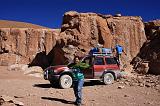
left=93, top=56, right=106, bottom=78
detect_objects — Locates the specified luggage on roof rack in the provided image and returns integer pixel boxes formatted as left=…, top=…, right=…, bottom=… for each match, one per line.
left=89, top=48, right=113, bottom=56
left=92, top=52, right=113, bottom=56
left=89, top=47, right=99, bottom=55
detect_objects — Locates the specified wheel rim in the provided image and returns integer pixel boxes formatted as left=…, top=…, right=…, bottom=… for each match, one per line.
left=63, top=77, right=71, bottom=85
left=105, top=75, right=111, bottom=83
left=104, top=73, right=114, bottom=84
left=60, top=75, right=72, bottom=88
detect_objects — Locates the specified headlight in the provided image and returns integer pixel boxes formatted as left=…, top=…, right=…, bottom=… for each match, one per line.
left=44, top=70, right=49, bottom=80
left=53, top=69, right=57, bottom=73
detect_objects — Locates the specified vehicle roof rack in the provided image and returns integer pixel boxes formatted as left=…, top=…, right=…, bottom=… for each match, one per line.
left=92, top=52, right=113, bottom=56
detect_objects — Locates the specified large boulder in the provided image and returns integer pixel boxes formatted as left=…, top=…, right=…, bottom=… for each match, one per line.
left=8, top=64, right=43, bottom=78
left=0, top=95, right=24, bottom=106
left=138, top=20, right=160, bottom=74
left=53, top=11, right=146, bottom=68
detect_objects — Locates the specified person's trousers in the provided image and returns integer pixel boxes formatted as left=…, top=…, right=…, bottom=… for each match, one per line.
left=73, top=79, right=84, bottom=104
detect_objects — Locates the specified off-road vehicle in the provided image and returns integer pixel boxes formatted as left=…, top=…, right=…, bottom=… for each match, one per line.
left=44, top=53, right=121, bottom=89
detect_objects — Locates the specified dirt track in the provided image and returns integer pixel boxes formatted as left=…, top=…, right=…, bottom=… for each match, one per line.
left=0, top=66, right=160, bottom=106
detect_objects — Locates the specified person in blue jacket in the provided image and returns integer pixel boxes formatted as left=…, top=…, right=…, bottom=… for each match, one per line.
left=115, top=44, right=126, bottom=62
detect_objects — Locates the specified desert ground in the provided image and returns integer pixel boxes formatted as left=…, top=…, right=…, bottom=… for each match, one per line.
left=0, top=66, right=160, bottom=106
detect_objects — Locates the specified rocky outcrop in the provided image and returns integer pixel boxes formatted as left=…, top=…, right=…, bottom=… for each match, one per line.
left=0, top=28, right=60, bottom=68
left=8, top=64, right=43, bottom=78
left=0, top=11, right=149, bottom=73
left=118, top=74, right=160, bottom=89
left=137, top=20, right=160, bottom=74
left=0, top=95, right=24, bottom=106
left=54, top=11, right=146, bottom=67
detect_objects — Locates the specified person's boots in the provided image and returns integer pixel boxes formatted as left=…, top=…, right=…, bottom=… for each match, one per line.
left=77, top=103, right=81, bottom=106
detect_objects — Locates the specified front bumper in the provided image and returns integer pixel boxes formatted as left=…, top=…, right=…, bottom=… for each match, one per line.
left=44, top=70, right=60, bottom=81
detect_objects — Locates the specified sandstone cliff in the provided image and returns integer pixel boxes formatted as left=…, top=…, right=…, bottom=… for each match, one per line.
left=53, top=11, right=146, bottom=68
left=0, top=28, right=59, bottom=68
left=0, top=11, right=152, bottom=73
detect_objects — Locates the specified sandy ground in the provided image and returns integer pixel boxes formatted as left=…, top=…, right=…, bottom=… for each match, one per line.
left=0, top=66, right=160, bottom=106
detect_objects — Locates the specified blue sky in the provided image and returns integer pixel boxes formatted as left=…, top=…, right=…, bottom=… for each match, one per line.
left=0, top=0, right=160, bottom=28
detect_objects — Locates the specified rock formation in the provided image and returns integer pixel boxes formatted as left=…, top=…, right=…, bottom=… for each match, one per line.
left=0, top=28, right=59, bottom=68
left=54, top=11, right=146, bottom=67
left=137, top=20, right=160, bottom=74
left=1, top=11, right=157, bottom=74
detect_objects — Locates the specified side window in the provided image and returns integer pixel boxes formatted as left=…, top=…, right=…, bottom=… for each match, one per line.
left=84, top=58, right=90, bottom=64
left=94, top=57, right=104, bottom=65
left=82, top=57, right=93, bottom=65
left=105, top=58, right=117, bottom=64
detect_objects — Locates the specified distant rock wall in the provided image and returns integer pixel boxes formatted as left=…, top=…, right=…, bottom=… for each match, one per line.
left=0, top=28, right=59, bottom=68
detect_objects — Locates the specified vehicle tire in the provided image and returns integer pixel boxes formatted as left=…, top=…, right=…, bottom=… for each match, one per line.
left=59, top=74, right=73, bottom=89
left=103, top=73, right=114, bottom=85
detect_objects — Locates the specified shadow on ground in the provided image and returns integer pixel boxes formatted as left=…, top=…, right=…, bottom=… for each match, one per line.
left=33, top=83, right=59, bottom=89
left=41, top=97, right=75, bottom=105
left=33, top=81, right=104, bottom=89
left=83, top=81, right=104, bottom=87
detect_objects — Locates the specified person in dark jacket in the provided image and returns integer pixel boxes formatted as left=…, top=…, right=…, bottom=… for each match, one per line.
left=68, top=56, right=90, bottom=106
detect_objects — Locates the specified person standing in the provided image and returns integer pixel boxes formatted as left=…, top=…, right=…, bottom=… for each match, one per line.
left=115, top=44, right=126, bottom=61
left=68, top=56, right=90, bottom=106
left=115, top=44, right=127, bottom=69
